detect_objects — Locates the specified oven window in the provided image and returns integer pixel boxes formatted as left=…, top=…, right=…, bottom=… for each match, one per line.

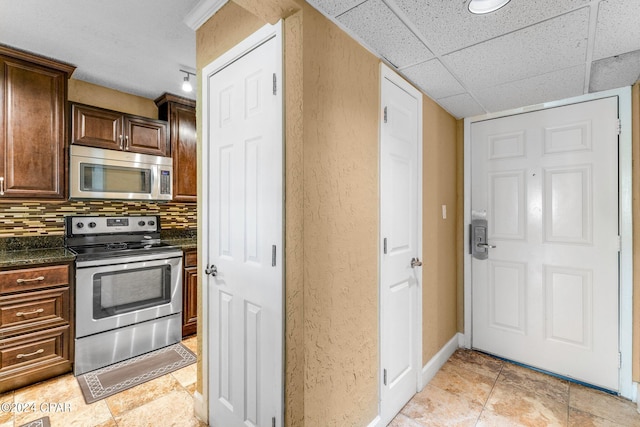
left=81, top=163, right=151, bottom=194
left=93, top=265, right=172, bottom=318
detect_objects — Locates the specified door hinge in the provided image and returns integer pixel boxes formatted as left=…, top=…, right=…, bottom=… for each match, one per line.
left=617, top=235, right=622, bottom=252
left=619, top=352, right=622, bottom=368
left=272, top=416, right=276, bottom=427
left=383, top=238, right=387, bottom=255
left=383, top=368, right=387, bottom=386
left=616, top=119, right=621, bottom=135
left=272, top=245, right=277, bottom=267
left=273, top=73, right=277, bottom=95
left=383, top=106, right=388, bottom=123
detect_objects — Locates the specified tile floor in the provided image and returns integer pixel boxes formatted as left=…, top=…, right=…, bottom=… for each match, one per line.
left=390, top=349, right=640, bottom=427
left=1, top=342, right=639, bottom=426
left=0, top=336, right=204, bottom=427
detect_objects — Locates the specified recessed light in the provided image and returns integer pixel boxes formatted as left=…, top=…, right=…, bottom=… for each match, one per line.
left=467, top=0, right=511, bottom=14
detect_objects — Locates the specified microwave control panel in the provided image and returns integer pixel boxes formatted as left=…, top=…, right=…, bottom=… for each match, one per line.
left=160, top=170, right=171, bottom=195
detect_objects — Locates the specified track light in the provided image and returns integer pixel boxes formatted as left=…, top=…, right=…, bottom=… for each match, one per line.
left=180, top=70, right=195, bottom=93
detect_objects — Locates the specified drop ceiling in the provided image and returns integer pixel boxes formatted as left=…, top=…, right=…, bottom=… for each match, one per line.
left=0, top=0, right=638, bottom=119
left=309, top=0, right=640, bottom=118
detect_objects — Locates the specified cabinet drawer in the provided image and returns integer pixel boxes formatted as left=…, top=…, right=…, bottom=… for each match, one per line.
left=0, top=326, right=69, bottom=373
left=0, top=288, right=70, bottom=336
left=0, top=265, right=69, bottom=294
left=184, top=250, right=197, bottom=267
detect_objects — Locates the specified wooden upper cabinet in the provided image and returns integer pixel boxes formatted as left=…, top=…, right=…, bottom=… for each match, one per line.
left=71, top=104, right=122, bottom=151
left=155, top=93, right=197, bottom=202
left=0, top=46, right=75, bottom=200
left=71, top=103, right=169, bottom=157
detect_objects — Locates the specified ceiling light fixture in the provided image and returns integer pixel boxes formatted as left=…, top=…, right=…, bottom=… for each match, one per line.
left=180, top=70, right=195, bottom=93
left=467, top=0, right=511, bottom=14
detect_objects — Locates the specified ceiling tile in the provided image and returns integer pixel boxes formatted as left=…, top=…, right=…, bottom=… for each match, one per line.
left=443, top=8, right=589, bottom=90
left=391, top=0, right=590, bottom=54
left=589, top=50, right=640, bottom=93
left=593, top=0, right=640, bottom=60
left=401, top=59, right=465, bottom=100
left=436, top=93, right=485, bottom=119
left=336, top=0, right=433, bottom=68
left=474, top=65, right=585, bottom=113
left=307, top=0, right=366, bottom=17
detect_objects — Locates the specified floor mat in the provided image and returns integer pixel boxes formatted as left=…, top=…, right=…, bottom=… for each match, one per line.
left=76, top=343, right=196, bottom=404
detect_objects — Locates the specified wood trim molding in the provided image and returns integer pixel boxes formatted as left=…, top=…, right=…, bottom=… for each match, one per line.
left=184, top=0, right=229, bottom=31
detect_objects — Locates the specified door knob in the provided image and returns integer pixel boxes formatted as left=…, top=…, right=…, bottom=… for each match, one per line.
left=205, top=264, right=218, bottom=276
left=411, top=257, right=423, bottom=268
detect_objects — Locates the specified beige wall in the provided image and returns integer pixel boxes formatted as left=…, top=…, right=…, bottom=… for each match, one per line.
left=301, top=4, right=380, bottom=425
left=68, top=79, right=158, bottom=118
left=421, top=96, right=460, bottom=363
left=632, top=81, right=639, bottom=381
left=195, top=1, right=460, bottom=425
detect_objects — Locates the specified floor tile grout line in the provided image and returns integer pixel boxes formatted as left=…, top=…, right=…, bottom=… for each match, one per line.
left=475, top=361, right=504, bottom=426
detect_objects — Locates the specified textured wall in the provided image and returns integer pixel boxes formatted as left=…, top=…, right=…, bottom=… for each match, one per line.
left=284, top=10, right=305, bottom=427
left=302, top=4, right=380, bottom=425
left=68, top=79, right=158, bottom=119
left=421, top=96, right=459, bottom=364
left=632, top=81, right=639, bottom=381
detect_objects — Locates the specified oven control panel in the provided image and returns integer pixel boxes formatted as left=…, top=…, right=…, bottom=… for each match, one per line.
left=68, top=216, right=160, bottom=235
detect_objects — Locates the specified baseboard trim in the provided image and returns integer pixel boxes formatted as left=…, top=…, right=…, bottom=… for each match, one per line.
left=421, top=333, right=461, bottom=388
left=193, top=391, right=207, bottom=423
left=366, top=415, right=381, bottom=427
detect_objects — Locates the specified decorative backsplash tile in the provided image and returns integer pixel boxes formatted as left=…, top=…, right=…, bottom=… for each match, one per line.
left=0, top=201, right=197, bottom=237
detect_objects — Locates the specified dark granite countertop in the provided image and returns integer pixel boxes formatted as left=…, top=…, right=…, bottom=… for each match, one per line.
left=163, top=237, right=197, bottom=251
left=0, top=231, right=197, bottom=268
left=0, top=247, right=76, bottom=268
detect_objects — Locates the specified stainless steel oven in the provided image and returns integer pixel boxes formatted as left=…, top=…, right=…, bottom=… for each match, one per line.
left=65, top=215, right=183, bottom=375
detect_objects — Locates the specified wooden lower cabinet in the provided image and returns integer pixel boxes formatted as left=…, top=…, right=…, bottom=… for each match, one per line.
left=0, top=262, right=73, bottom=393
left=182, top=250, right=197, bottom=337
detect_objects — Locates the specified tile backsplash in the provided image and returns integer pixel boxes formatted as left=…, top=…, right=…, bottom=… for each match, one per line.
left=0, top=200, right=196, bottom=237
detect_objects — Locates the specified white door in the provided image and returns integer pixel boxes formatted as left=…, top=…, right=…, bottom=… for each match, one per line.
left=379, top=65, right=422, bottom=425
left=205, top=25, right=283, bottom=427
left=471, top=97, right=619, bottom=390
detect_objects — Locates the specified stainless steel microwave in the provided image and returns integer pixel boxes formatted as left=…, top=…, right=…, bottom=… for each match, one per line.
left=69, top=145, right=172, bottom=201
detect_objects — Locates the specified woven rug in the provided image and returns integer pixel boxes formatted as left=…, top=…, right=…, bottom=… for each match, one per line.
left=18, top=416, right=50, bottom=427
left=77, top=343, right=196, bottom=404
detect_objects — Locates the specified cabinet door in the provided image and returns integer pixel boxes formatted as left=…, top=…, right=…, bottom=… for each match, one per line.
left=0, top=56, right=67, bottom=199
left=124, top=116, right=169, bottom=156
left=71, top=103, right=123, bottom=150
left=172, top=104, right=197, bottom=201
left=182, top=249, right=197, bottom=337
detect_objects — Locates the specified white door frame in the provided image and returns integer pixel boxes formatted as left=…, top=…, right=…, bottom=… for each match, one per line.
left=378, top=63, right=423, bottom=425
left=463, top=87, right=634, bottom=400
left=200, top=21, right=284, bottom=424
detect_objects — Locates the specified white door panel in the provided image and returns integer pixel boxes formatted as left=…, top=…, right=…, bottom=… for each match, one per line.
left=471, top=97, right=619, bottom=390
left=206, top=25, right=283, bottom=427
left=380, top=65, right=422, bottom=425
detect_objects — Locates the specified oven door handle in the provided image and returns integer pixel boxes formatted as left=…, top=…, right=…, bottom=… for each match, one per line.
left=205, top=264, right=217, bottom=276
